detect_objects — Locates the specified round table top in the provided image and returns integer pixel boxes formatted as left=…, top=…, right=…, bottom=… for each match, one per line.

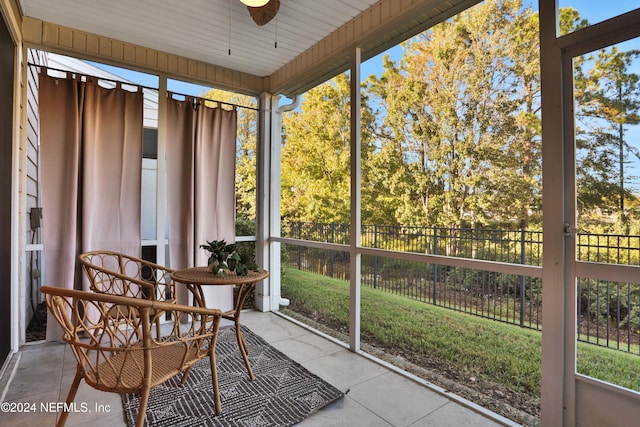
left=171, top=267, right=269, bottom=285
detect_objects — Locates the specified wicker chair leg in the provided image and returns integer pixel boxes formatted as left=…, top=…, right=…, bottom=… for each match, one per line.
left=136, top=387, right=151, bottom=427
left=180, top=365, right=193, bottom=385
left=209, top=348, right=222, bottom=415
left=56, top=367, right=82, bottom=427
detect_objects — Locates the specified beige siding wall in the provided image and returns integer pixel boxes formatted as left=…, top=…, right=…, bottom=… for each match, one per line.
left=23, top=48, right=44, bottom=334
left=25, top=50, right=41, bottom=225
left=0, top=0, right=25, bottom=349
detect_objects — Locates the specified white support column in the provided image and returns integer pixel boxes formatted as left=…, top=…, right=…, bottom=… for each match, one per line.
left=539, top=1, right=572, bottom=426
left=268, top=96, right=282, bottom=312
left=155, top=75, right=168, bottom=267
left=12, top=42, right=25, bottom=351
left=256, top=92, right=273, bottom=312
left=256, top=92, right=298, bottom=312
left=349, top=47, right=362, bottom=352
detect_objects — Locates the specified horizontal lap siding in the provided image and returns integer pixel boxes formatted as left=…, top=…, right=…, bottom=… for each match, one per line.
left=0, top=8, right=15, bottom=365
left=24, top=48, right=43, bottom=333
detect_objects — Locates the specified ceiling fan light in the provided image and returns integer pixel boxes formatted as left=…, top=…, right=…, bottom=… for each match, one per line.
left=240, top=0, right=269, bottom=7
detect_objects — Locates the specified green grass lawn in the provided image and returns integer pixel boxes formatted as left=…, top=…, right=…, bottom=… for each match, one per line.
left=281, top=267, right=640, bottom=396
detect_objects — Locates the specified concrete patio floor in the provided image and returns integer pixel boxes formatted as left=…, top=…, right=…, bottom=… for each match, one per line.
left=1, top=310, right=519, bottom=426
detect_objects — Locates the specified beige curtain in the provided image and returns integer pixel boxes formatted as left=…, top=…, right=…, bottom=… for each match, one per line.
left=39, top=72, right=143, bottom=339
left=166, top=96, right=237, bottom=310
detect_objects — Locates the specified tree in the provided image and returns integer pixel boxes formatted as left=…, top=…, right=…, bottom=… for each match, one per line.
left=494, top=6, right=542, bottom=228
left=573, top=39, right=640, bottom=234
left=364, top=56, right=415, bottom=226
left=369, top=0, right=540, bottom=229
left=280, top=73, right=378, bottom=224
left=558, top=7, right=589, bottom=36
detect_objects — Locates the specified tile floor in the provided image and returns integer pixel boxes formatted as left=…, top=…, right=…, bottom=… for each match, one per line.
left=1, top=310, right=519, bottom=426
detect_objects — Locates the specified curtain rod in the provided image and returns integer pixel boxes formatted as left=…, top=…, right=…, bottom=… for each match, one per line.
left=28, top=62, right=259, bottom=112
left=168, top=91, right=258, bottom=112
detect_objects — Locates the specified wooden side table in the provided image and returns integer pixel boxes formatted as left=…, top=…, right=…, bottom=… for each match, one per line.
left=170, top=267, right=269, bottom=381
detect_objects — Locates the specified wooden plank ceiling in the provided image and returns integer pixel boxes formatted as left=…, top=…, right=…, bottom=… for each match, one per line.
left=19, top=0, right=480, bottom=96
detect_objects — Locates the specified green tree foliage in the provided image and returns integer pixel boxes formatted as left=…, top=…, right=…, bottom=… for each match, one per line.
left=508, top=9, right=542, bottom=228
left=369, top=0, right=540, bottom=229
left=553, top=7, right=640, bottom=235
left=558, top=7, right=589, bottom=36
left=235, top=2, right=640, bottom=238
left=280, top=74, right=380, bottom=223
left=574, top=46, right=640, bottom=234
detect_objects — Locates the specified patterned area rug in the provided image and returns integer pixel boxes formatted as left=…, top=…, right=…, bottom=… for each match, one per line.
left=122, top=325, right=344, bottom=426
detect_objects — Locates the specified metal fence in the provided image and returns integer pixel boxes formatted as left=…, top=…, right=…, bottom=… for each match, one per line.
left=281, top=221, right=640, bottom=355
left=577, top=234, right=640, bottom=353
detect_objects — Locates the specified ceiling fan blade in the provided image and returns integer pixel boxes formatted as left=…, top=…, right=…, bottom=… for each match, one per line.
left=247, top=0, right=280, bottom=26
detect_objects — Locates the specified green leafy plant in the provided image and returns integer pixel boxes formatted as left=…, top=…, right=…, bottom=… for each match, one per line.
left=200, top=239, right=257, bottom=276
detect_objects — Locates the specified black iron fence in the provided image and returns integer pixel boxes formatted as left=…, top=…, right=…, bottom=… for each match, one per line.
left=577, top=234, right=640, bottom=353
left=281, top=221, right=640, bottom=355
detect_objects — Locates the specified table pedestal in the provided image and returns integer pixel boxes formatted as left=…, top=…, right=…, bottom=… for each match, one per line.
left=171, top=267, right=269, bottom=381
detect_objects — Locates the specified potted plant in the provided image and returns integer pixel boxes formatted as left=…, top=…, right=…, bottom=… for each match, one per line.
left=200, top=239, right=258, bottom=277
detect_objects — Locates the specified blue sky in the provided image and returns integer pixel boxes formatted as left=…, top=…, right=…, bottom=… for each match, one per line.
left=559, top=0, right=639, bottom=24
left=360, top=1, right=640, bottom=80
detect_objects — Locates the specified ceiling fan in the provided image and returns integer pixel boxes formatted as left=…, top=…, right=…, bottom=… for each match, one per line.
left=239, top=0, right=280, bottom=26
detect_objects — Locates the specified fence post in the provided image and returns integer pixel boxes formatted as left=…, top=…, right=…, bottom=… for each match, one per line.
left=520, top=228, right=526, bottom=327
left=433, top=226, right=438, bottom=303
left=297, top=221, right=302, bottom=270
left=373, top=224, right=378, bottom=289
left=330, top=222, right=335, bottom=278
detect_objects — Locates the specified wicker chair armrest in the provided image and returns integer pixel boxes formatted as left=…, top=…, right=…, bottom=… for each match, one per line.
left=43, top=285, right=151, bottom=307
left=153, top=300, right=222, bottom=342
left=42, top=286, right=219, bottom=316
left=151, top=299, right=221, bottom=318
